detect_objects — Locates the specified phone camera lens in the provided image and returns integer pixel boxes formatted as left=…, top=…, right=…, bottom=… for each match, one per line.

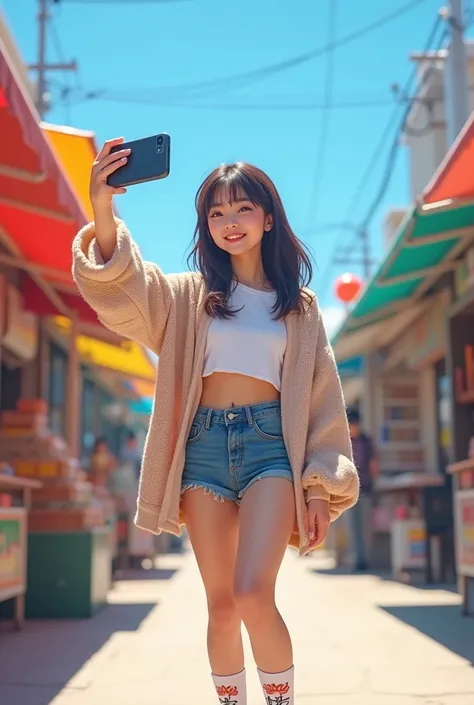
left=157, top=135, right=164, bottom=146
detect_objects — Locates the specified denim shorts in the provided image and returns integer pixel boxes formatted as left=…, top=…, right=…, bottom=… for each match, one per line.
left=181, top=400, right=293, bottom=504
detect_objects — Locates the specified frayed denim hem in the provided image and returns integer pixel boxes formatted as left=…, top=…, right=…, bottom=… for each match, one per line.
left=181, top=483, right=227, bottom=503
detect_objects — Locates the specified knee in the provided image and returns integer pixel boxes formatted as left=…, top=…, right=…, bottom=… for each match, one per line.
left=234, top=580, right=273, bottom=624
left=208, top=595, right=239, bottom=629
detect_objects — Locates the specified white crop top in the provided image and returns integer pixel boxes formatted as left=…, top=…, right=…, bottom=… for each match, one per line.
left=202, top=282, right=287, bottom=391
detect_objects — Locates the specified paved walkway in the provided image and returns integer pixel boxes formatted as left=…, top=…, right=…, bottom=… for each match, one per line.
left=0, top=546, right=473, bottom=705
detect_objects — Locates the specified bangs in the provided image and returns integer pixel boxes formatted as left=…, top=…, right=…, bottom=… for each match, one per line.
left=203, top=165, right=272, bottom=215
left=190, top=161, right=314, bottom=320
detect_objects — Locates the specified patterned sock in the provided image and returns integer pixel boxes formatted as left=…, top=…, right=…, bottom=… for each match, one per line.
left=212, top=667, right=247, bottom=704
left=258, top=665, right=294, bottom=705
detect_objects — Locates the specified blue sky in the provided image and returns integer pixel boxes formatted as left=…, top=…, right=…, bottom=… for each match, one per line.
left=2, top=0, right=464, bottom=333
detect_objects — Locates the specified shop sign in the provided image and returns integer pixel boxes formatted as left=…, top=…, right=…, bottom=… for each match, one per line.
left=391, top=519, right=426, bottom=573
left=0, top=508, right=26, bottom=602
left=455, top=246, right=474, bottom=300
left=407, top=525, right=426, bottom=560
left=406, top=289, right=450, bottom=369
left=456, top=489, right=474, bottom=577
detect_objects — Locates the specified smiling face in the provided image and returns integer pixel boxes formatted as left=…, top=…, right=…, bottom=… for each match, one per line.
left=207, top=186, right=273, bottom=257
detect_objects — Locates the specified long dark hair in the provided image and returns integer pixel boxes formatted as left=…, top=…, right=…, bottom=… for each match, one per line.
left=187, top=162, right=314, bottom=319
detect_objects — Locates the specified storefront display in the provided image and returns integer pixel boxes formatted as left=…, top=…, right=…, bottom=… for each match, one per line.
left=446, top=249, right=474, bottom=613
left=372, top=473, right=444, bottom=576
left=448, top=460, right=474, bottom=614
left=391, top=519, right=426, bottom=577
left=456, top=488, right=474, bottom=576
left=0, top=398, right=106, bottom=531
left=0, top=473, right=41, bottom=628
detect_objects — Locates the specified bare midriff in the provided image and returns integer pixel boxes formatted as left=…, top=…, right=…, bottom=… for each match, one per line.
left=200, top=372, right=279, bottom=409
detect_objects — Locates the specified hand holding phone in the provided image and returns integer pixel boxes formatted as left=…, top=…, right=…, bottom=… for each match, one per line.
left=107, top=133, right=171, bottom=188
left=89, top=137, right=131, bottom=212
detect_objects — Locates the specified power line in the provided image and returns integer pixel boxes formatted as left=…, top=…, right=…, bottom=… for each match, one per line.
left=81, top=0, right=432, bottom=102
left=344, top=5, right=474, bottom=249
left=307, top=0, right=337, bottom=224
left=74, top=92, right=394, bottom=110
left=313, top=12, right=446, bottom=297
left=61, top=0, right=189, bottom=4
left=359, top=27, right=448, bottom=233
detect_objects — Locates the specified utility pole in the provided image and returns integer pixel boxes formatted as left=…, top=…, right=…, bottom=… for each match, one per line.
left=360, top=229, right=372, bottom=280
left=444, top=0, right=470, bottom=145
left=334, top=227, right=375, bottom=281
left=28, top=0, right=77, bottom=119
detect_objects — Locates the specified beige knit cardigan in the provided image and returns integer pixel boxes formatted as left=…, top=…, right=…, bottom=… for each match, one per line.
left=72, top=220, right=359, bottom=556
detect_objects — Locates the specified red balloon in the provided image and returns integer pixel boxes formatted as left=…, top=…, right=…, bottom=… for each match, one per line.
left=334, top=272, right=363, bottom=304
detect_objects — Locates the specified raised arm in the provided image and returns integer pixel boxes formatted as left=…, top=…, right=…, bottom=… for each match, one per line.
left=302, top=304, right=360, bottom=521
left=71, top=137, right=179, bottom=353
left=72, top=218, right=179, bottom=353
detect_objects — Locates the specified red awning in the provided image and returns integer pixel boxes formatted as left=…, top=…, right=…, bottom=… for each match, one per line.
left=0, top=40, right=95, bottom=323
left=423, top=109, right=474, bottom=206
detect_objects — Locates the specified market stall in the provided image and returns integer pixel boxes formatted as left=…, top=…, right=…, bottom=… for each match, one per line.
left=0, top=399, right=113, bottom=618
left=0, top=27, right=160, bottom=620
left=332, top=103, right=474, bottom=585
left=373, top=473, right=445, bottom=580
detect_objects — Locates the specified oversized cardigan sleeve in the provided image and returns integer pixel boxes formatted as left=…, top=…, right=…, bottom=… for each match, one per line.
left=302, top=304, right=360, bottom=520
left=72, top=219, right=183, bottom=354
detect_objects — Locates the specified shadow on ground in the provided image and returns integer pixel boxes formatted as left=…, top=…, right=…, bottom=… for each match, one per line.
left=381, top=604, right=474, bottom=664
left=0, top=601, right=156, bottom=704
left=0, top=554, right=183, bottom=705
left=115, top=567, right=178, bottom=581
left=311, top=565, right=458, bottom=593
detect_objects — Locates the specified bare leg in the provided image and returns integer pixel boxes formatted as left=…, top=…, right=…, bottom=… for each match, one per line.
left=182, top=489, right=243, bottom=675
left=234, top=478, right=295, bottom=672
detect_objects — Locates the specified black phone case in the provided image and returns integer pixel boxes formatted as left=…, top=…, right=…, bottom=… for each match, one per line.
left=106, top=133, right=171, bottom=188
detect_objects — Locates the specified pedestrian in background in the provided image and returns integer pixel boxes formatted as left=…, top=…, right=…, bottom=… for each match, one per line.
left=112, top=429, right=141, bottom=514
left=119, top=430, right=142, bottom=482
left=89, top=437, right=115, bottom=490
left=347, top=408, right=378, bottom=572
left=73, top=139, right=360, bottom=705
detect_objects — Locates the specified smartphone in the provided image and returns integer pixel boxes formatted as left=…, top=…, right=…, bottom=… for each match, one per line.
left=106, top=133, right=171, bottom=188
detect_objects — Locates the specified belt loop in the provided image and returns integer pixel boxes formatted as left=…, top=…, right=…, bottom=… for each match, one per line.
left=205, top=408, right=213, bottom=430
left=245, top=405, right=253, bottom=427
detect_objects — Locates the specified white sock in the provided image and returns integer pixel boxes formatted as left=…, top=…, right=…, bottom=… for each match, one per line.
left=258, top=666, right=294, bottom=704
left=212, top=667, right=247, bottom=704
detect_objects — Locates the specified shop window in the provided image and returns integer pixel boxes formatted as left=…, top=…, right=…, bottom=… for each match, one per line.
left=81, top=376, right=96, bottom=460
left=49, top=343, right=67, bottom=437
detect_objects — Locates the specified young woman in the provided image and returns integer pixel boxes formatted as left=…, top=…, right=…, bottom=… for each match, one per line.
left=73, top=137, right=359, bottom=705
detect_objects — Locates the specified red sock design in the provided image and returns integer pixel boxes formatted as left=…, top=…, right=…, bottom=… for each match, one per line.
left=258, top=666, right=294, bottom=705
left=212, top=668, right=247, bottom=705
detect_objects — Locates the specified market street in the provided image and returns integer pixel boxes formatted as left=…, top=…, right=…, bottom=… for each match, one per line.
left=0, top=546, right=473, bottom=705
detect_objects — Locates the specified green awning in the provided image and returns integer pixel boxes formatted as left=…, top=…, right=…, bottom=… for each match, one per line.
left=333, top=201, right=474, bottom=344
